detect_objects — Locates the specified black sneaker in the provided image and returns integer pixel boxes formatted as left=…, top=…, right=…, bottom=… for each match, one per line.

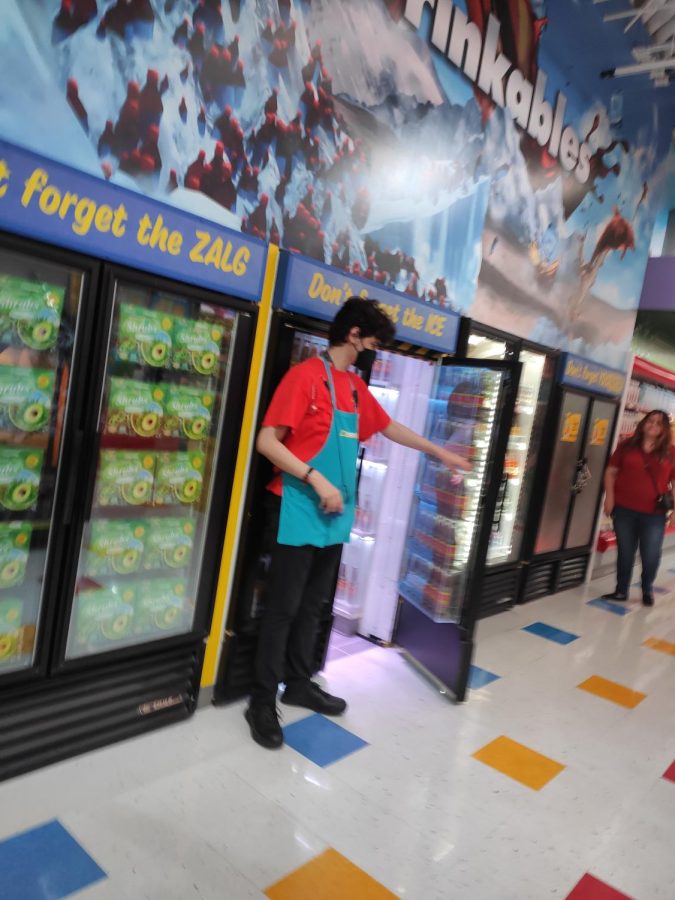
left=245, top=703, right=283, bottom=749
left=601, top=591, right=627, bottom=602
left=642, top=594, right=654, bottom=607
left=281, top=682, right=347, bottom=716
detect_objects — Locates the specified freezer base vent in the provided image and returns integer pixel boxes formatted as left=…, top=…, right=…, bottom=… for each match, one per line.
left=521, top=560, right=556, bottom=602
left=478, top=566, right=520, bottom=618
left=557, top=553, right=588, bottom=591
left=0, top=643, right=201, bottom=783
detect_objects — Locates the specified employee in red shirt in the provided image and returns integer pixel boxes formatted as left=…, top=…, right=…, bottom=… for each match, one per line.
left=602, top=410, right=675, bottom=606
left=246, top=297, right=470, bottom=749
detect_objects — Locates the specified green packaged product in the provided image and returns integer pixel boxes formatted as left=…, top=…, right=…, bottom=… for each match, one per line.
left=0, top=367, right=54, bottom=432
left=162, top=385, right=214, bottom=440
left=73, top=585, right=135, bottom=647
left=0, top=448, right=44, bottom=512
left=96, top=451, right=155, bottom=507
left=134, top=578, right=189, bottom=634
left=0, top=276, right=64, bottom=350
left=171, top=318, right=225, bottom=375
left=106, top=378, right=165, bottom=437
left=142, top=517, right=195, bottom=570
left=0, top=597, right=23, bottom=665
left=0, top=522, right=32, bottom=589
left=84, top=519, right=146, bottom=577
left=154, top=451, right=204, bottom=505
left=116, top=304, right=173, bottom=368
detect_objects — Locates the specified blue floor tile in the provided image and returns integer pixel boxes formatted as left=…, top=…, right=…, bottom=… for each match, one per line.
left=587, top=597, right=631, bottom=615
left=522, top=622, right=579, bottom=645
left=283, top=714, right=368, bottom=767
left=468, top=665, right=500, bottom=689
left=633, top=582, right=669, bottom=594
left=0, top=820, right=106, bottom=900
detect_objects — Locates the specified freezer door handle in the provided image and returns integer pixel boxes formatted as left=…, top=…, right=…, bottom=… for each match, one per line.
left=63, top=429, right=85, bottom=526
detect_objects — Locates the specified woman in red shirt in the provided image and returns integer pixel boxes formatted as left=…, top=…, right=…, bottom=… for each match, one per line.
left=602, top=410, right=675, bottom=606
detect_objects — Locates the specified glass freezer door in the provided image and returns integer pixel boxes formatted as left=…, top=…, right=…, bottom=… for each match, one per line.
left=64, top=278, right=237, bottom=660
left=0, top=247, right=85, bottom=676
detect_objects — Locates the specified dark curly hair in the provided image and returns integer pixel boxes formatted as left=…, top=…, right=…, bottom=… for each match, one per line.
left=328, top=296, right=396, bottom=347
left=625, top=409, right=672, bottom=459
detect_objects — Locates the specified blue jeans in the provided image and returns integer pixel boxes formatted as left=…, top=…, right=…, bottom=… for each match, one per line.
left=613, top=505, right=667, bottom=595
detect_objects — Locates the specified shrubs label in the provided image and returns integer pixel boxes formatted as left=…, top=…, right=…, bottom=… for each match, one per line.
left=0, top=597, right=23, bottom=666
left=0, top=367, right=54, bottom=432
left=96, top=451, right=155, bottom=507
left=84, top=519, right=146, bottom=577
left=106, top=378, right=165, bottom=437
left=116, top=304, right=173, bottom=368
left=154, top=452, right=204, bottom=505
left=163, top=385, right=214, bottom=440
left=134, top=578, right=189, bottom=634
left=0, top=523, right=32, bottom=590
left=0, top=277, right=64, bottom=351
left=143, top=517, right=194, bottom=571
left=0, top=449, right=43, bottom=512
left=73, top=585, right=135, bottom=648
left=172, top=318, right=224, bottom=376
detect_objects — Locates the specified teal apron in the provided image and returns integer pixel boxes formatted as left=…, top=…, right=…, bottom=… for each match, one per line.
left=278, top=356, right=359, bottom=547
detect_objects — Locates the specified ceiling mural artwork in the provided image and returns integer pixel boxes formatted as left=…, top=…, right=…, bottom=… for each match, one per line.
left=0, top=0, right=671, bottom=368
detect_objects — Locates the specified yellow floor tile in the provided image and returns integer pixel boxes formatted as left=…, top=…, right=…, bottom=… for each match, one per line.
left=577, top=675, right=646, bottom=708
left=264, top=849, right=397, bottom=900
left=643, top=637, right=675, bottom=657
left=471, top=735, right=565, bottom=791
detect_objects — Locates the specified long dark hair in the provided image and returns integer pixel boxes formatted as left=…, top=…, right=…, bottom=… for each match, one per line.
left=625, top=409, right=672, bottom=459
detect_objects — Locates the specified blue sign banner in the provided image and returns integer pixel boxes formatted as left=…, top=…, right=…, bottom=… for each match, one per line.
left=275, top=252, right=460, bottom=354
left=0, top=139, right=267, bottom=301
left=560, top=353, right=625, bottom=398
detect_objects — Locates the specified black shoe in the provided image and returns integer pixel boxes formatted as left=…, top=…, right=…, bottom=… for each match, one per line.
left=601, top=591, right=627, bottom=602
left=281, top=682, right=347, bottom=716
left=245, top=703, right=283, bottom=749
left=642, top=594, right=654, bottom=607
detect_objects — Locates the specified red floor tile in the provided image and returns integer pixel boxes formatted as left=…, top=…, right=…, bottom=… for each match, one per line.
left=663, top=760, right=675, bottom=782
left=566, top=873, right=633, bottom=899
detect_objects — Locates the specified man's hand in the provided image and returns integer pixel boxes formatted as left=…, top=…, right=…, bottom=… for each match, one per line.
left=309, top=470, right=344, bottom=514
left=435, top=446, right=471, bottom=472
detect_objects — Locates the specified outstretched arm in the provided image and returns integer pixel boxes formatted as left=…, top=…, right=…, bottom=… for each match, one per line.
left=381, top=420, right=471, bottom=471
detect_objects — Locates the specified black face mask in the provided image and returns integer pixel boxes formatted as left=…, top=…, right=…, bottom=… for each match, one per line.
left=355, top=348, right=377, bottom=371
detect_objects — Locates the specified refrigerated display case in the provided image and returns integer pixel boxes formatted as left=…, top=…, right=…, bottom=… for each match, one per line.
left=461, top=324, right=557, bottom=615
left=520, top=353, right=623, bottom=601
left=0, top=240, right=259, bottom=783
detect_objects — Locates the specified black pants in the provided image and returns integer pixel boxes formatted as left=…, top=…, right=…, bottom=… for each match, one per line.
left=251, top=495, right=342, bottom=706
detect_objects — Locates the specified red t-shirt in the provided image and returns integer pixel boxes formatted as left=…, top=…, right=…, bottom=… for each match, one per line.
left=608, top=441, right=675, bottom=513
left=262, top=356, right=391, bottom=495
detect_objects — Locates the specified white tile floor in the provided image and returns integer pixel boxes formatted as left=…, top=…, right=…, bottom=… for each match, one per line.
left=1, top=556, right=675, bottom=899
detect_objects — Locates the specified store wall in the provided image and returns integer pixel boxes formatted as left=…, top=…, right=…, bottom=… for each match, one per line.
left=0, top=0, right=671, bottom=369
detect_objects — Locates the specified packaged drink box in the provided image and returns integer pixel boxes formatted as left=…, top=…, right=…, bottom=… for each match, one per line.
left=162, top=385, right=214, bottom=440
left=154, top=451, right=204, bottom=506
left=106, top=378, right=165, bottom=438
left=73, top=585, right=135, bottom=647
left=171, top=318, right=224, bottom=376
left=142, top=517, right=194, bottom=571
left=0, top=448, right=44, bottom=512
left=133, top=577, right=189, bottom=634
left=96, top=451, right=155, bottom=507
left=0, top=522, right=32, bottom=589
left=0, top=277, right=64, bottom=351
left=0, top=367, right=55, bottom=432
left=84, top=519, right=146, bottom=577
left=0, top=597, right=23, bottom=666
left=116, top=304, right=173, bottom=368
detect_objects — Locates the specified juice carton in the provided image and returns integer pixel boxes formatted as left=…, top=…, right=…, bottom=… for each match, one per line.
left=134, top=577, right=189, bottom=633
left=162, top=385, right=214, bottom=440
left=0, top=276, right=64, bottom=350
left=154, top=451, right=204, bottom=505
left=0, top=448, right=44, bottom=512
left=106, top=378, right=165, bottom=438
left=96, top=451, right=155, bottom=507
left=0, top=367, right=54, bottom=432
left=0, top=597, right=23, bottom=666
left=73, top=584, right=135, bottom=648
left=142, top=517, right=194, bottom=570
left=171, top=318, right=224, bottom=376
left=84, top=519, right=146, bottom=577
left=116, top=304, right=173, bottom=368
left=0, top=522, right=32, bottom=589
